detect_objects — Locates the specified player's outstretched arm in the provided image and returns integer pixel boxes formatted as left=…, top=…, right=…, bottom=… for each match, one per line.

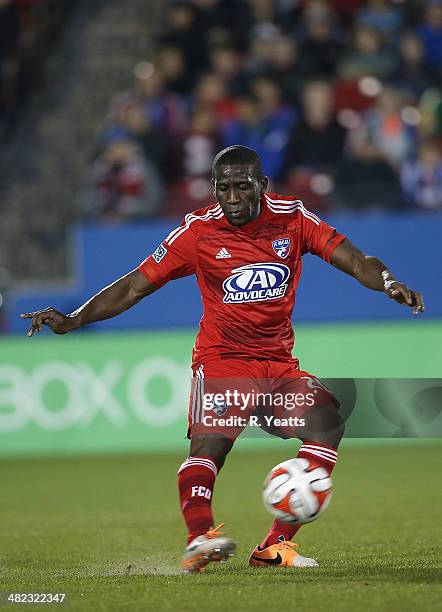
left=330, top=238, right=424, bottom=315
left=21, top=269, right=157, bottom=337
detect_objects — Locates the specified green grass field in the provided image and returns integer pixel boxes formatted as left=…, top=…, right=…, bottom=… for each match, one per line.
left=1, top=443, right=441, bottom=612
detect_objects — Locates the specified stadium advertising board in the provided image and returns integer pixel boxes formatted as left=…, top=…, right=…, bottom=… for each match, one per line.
left=1, top=324, right=441, bottom=456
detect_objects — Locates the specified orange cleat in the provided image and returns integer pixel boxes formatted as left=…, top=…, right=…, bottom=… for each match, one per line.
left=249, top=537, right=318, bottom=568
left=182, top=523, right=236, bottom=573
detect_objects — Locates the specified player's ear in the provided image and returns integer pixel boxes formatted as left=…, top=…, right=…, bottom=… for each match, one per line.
left=260, top=176, right=269, bottom=193
left=211, top=177, right=216, bottom=196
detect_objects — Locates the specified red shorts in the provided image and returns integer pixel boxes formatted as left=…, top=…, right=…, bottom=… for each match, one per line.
left=187, top=358, right=339, bottom=441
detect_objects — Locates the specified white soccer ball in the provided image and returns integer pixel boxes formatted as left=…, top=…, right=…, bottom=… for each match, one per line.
left=262, top=458, right=333, bottom=524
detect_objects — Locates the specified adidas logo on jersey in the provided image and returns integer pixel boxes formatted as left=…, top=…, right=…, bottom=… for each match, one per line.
left=216, top=248, right=231, bottom=259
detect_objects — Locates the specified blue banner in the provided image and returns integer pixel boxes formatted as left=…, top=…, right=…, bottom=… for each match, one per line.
left=6, top=212, right=440, bottom=333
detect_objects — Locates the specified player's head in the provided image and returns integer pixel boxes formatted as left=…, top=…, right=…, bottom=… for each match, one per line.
left=212, top=145, right=268, bottom=226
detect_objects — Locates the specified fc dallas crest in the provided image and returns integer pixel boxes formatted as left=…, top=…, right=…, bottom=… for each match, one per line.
left=272, top=238, right=291, bottom=259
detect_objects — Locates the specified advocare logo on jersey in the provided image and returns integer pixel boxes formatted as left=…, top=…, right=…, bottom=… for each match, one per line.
left=223, top=263, right=290, bottom=304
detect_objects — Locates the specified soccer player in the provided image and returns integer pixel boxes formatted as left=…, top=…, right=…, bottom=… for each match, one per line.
left=22, top=145, right=424, bottom=572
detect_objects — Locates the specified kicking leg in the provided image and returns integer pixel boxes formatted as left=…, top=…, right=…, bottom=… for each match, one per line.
left=252, top=380, right=345, bottom=568
left=262, top=402, right=345, bottom=545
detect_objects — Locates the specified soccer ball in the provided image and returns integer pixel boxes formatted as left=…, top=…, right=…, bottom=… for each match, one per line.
left=262, top=458, right=333, bottom=524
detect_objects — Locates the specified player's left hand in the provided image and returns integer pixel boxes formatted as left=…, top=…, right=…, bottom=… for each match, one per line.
left=383, top=281, right=424, bottom=315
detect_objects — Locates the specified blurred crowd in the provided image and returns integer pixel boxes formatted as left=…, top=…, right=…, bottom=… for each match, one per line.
left=89, top=0, right=442, bottom=218
left=0, top=0, right=73, bottom=157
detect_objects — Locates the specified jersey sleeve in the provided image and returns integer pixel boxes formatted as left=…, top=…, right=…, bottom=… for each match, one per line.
left=299, top=206, right=346, bottom=263
left=138, top=218, right=197, bottom=288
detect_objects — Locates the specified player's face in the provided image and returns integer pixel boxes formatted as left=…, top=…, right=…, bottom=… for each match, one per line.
left=213, top=165, right=268, bottom=226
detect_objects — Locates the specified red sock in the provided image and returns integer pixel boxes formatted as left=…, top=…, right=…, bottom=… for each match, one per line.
left=177, top=455, right=218, bottom=544
left=261, top=442, right=338, bottom=548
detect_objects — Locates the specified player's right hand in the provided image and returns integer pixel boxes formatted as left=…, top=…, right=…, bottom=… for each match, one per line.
left=20, top=307, right=78, bottom=337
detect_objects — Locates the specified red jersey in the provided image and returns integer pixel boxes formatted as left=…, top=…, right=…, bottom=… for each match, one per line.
left=138, top=193, right=345, bottom=367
